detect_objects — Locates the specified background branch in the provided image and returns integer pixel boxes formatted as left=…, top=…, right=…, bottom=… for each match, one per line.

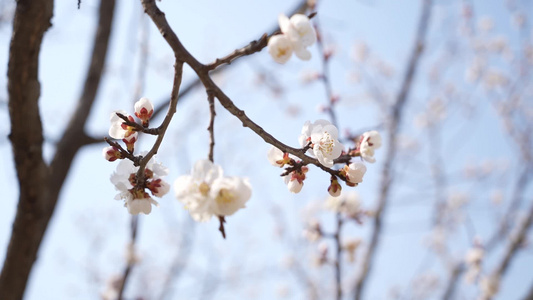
left=352, top=1, right=433, bottom=299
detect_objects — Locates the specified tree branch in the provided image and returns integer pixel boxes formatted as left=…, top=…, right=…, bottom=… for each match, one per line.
left=352, top=1, right=433, bottom=299
left=0, top=0, right=54, bottom=298
left=116, top=216, right=140, bottom=300
left=140, top=0, right=346, bottom=183
left=0, top=1, right=115, bottom=299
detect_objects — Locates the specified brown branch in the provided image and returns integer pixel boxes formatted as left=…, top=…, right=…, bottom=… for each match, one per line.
left=0, top=0, right=53, bottom=299
left=135, top=60, right=184, bottom=188
left=206, top=33, right=269, bottom=71
left=207, top=90, right=216, bottom=162
left=204, top=9, right=316, bottom=71
left=334, top=213, right=343, bottom=300
left=441, top=263, right=465, bottom=300
left=85, top=0, right=312, bottom=144
left=116, top=112, right=159, bottom=135
left=481, top=202, right=533, bottom=300
left=116, top=216, right=140, bottom=300
left=141, top=0, right=345, bottom=183
left=314, top=17, right=339, bottom=129
left=104, top=137, right=141, bottom=165
left=1, top=2, right=116, bottom=299
left=353, top=1, right=433, bottom=299
left=523, top=282, right=533, bottom=300
left=218, top=216, right=226, bottom=239
left=492, top=202, right=533, bottom=281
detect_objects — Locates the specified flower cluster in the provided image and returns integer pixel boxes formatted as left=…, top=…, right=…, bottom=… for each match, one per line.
left=174, top=159, right=252, bottom=222
left=104, top=97, right=169, bottom=215
left=104, top=97, right=154, bottom=155
left=267, top=119, right=380, bottom=197
left=299, top=119, right=344, bottom=167
left=268, top=14, right=317, bottom=64
left=110, top=157, right=170, bottom=215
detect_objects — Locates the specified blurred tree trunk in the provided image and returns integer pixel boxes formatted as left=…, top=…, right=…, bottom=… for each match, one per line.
left=0, top=0, right=116, bottom=299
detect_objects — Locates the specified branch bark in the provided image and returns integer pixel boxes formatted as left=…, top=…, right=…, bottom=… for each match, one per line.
left=1, top=1, right=116, bottom=299
left=352, top=1, right=433, bottom=299
left=1, top=0, right=54, bottom=299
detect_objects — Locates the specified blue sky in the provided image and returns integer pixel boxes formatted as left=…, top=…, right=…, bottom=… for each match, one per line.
left=0, top=0, right=531, bottom=299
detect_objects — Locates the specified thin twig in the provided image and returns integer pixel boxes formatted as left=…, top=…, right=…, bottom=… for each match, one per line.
left=134, top=60, right=184, bottom=189
left=207, top=90, right=216, bottom=162
left=116, top=216, right=140, bottom=300
left=205, top=12, right=317, bottom=71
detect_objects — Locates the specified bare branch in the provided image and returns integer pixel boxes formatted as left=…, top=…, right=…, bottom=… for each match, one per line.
left=116, top=216, right=140, bottom=300
left=134, top=60, right=184, bottom=188
left=1, top=0, right=54, bottom=299
left=207, top=90, right=216, bottom=162
left=353, top=1, right=433, bottom=299
left=0, top=2, right=116, bottom=299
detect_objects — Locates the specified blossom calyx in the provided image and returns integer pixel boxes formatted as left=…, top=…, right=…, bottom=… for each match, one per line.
left=328, top=176, right=342, bottom=197
left=341, top=162, right=367, bottom=187
left=103, top=146, right=123, bottom=162
left=267, top=146, right=293, bottom=167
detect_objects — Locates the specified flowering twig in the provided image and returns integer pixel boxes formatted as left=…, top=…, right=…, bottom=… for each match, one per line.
left=205, top=12, right=317, bottom=71
left=115, top=112, right=159, bottom=135
left=104, top=137, right=141, bottom=164
left=134, top=60, right=184, bottom=189
left=206, top=34, right=269, bottom=71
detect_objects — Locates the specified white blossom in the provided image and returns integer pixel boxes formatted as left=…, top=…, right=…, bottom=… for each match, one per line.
left=285, top=175, right=304, bottom=193
left=210, top=176, right=252, bottom=216
left=109, top=110, right=130, bottom=139
left=479, top=275, right=500, bottom=300
left=279, top=14, right=316, bottom=48
left=325, top=191, right=362, bottom=217
left=477, top=16, right=494, bottom=32
left=268, top=35, right=293, bottom=64
left=125, top=195, right=158, bottom=215
left=110, top=157, right=168, bottom=215
left=299, top=119, right=344, bottom=167
left=174, top=159, right=251, bottom=221
left=174, top=159, right=222, bottom=222
left=359, top=130, right=382, bottom=163
left=343, top=162, right=367, bottom=186
left=268, top=13, right=316, bottom=63
left=465, top=247, right=484, bottom=265
left=267, top=146, right=291, bottom=167
left=343, top=238, right=362, bottom=262
left=352, top=41, right=368, bottom=63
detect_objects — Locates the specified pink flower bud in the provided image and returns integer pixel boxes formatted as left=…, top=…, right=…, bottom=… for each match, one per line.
left=134, top=97, right=154, bottom=127
left=328, top=177, right=342, bottom=197
left=147, top=178, right=170, bottom=198
left=102, top=146, right=122, bottom=162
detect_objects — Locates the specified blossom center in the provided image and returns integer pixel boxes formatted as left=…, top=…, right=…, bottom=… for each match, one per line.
left=277, top=47, right=289, bottom=57
left=319, top=131, right=334, bottom=155
left=215, top=188, right=235, bottom=204
left=199, top=182, right=210, bottom=196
